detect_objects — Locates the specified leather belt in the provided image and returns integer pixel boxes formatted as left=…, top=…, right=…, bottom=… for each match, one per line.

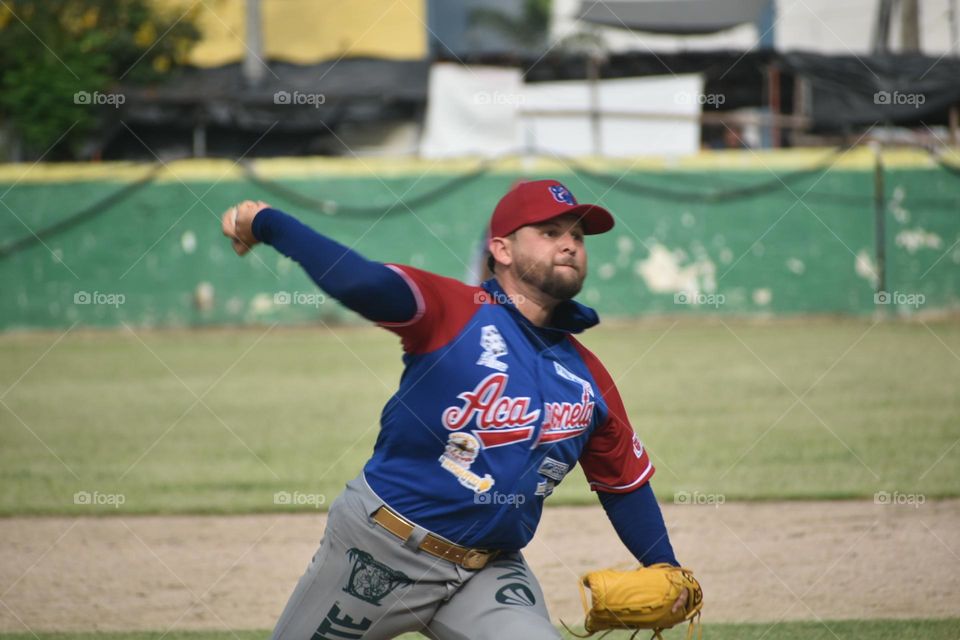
left=372, top=506, right=499, bottom=570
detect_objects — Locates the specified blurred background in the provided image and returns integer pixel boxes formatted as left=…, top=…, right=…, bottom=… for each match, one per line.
left=0, top=1, right=958, bottom=639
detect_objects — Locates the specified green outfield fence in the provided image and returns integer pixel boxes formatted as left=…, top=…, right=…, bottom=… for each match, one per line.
left=0, top=147, right=958, bottom=330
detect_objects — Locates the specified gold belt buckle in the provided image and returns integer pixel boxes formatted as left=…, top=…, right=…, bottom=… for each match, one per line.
left=461, top=548, right=490, bottom=570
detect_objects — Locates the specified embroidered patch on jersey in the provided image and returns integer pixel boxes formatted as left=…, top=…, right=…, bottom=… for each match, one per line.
left=632, top=432, right=645, bottom=458
left=538, top=457, right=570, bottom=482
left=343, top=548, right=412, bottom=606
left=438, top=432, right=495, bottom=493
left=477, top=324, right=509, bottom=372
left=442, top=373, right=540, bottom=448
left=535, top=480, right=555, bottom=498
left=549, top=183, right=577, bottom=205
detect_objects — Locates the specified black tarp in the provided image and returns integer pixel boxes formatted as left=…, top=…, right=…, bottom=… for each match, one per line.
left=779, top=52, right=960, bottom=130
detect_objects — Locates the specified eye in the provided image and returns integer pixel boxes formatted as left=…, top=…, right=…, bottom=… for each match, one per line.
left=542, top=228, right=558, bottom=238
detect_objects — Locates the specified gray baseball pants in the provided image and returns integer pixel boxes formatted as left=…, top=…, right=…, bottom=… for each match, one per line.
left=270, top=475, right=561, bottom=640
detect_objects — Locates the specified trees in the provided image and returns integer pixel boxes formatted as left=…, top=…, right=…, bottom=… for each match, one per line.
left=0, top=0, right=200, bottom=160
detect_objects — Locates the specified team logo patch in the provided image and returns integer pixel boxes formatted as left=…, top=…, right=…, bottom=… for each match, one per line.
left=477, top=324, right=508, bottom=372
left=442, top=373, right=540, bottom=448
left=548, top=184, right=577, bottom=205
left=439, top=432, right=495, bottom=493
left=632, top=432, right=645, bottom=459
left=343, top=548, right=413, bottom=606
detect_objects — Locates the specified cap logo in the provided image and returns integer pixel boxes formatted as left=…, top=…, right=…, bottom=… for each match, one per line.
left=548, top=184, right=577, bottom=206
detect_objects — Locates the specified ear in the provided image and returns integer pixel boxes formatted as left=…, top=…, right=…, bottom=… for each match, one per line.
left=488, top=236, right=513, bottom=270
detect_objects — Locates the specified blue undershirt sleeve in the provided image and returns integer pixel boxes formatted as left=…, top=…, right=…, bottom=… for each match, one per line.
left=598, top=482, right=679, bottom=567
left=251, top=207, right=417, bottom=324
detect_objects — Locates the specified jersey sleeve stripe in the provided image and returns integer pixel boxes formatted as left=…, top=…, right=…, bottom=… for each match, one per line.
left=378, top=264, right=426, bottom=327
left=586, top=459, right=654, bottom=492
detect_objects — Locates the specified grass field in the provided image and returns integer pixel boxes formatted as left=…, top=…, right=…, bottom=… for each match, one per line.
left=0, top=318, right=958, bottom=515
left=2, top=618, right=960, bottom=640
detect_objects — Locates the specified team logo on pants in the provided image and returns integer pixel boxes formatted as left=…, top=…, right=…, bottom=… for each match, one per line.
left=343, top=548, right=413, bottom=606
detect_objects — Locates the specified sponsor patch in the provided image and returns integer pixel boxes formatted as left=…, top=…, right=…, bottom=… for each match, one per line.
left=535, top=480, right=555, bottom=498
left=439, top=432, right=495, bottom=494
left=538, top=457, right=570, bottom=482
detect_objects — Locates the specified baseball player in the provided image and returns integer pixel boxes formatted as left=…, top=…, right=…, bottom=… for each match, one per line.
left=221, top=180, right=688, bottom=640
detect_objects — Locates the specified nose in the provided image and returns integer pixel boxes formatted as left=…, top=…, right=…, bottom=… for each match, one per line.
left=558, top=232, right=577, bottom=255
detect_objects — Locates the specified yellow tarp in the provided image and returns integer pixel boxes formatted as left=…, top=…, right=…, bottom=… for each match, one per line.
left=159, top=0, right=426, bottom=66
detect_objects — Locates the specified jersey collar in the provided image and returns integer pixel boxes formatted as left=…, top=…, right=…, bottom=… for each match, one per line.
left=482, top=277, right=600, bottom=334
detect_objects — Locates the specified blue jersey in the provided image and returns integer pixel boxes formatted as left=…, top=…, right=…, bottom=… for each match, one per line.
left=362, top=267, right=654, bottom=551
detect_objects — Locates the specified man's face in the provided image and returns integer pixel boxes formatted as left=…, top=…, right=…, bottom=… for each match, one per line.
left=508, top=214, right=587, bottom=301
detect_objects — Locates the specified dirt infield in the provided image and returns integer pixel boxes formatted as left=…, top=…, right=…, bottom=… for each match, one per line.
left=1, top=500, right=958, bottom=633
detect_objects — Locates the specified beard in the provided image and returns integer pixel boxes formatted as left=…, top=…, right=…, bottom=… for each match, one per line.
left=512, top=252, right=585, bottom=301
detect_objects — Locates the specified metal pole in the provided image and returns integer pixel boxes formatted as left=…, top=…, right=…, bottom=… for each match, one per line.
left=588, top=54, right=602, bottom=156
left=243, top=0, right=266, bottom=88
left=873, top=144, right=887, bottom=300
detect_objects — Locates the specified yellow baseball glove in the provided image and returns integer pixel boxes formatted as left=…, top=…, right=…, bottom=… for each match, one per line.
left=563, top=563, right=703, bottom=640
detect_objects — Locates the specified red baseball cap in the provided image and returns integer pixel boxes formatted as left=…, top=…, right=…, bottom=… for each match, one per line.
left=488, top=179, right=615, bottom=238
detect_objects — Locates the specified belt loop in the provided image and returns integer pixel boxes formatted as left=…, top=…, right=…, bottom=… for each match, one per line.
left=403, top=524, right=429, bottom=551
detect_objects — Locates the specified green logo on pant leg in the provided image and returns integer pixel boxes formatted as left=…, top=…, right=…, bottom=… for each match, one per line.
left=343, top=548, right=413, bottom=606
left=495, top=583, right=536, bottom=606
left=492, top=557, right=537, bottom=606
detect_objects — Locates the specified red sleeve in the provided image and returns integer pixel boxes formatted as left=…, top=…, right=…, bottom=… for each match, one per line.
left=569, top=337, right=655, bottom=493
left=377, top=264, right=483, bottom=355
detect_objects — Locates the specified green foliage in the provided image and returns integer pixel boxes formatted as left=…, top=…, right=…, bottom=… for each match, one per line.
left=469, top=0, right=553, bottom=50
left=0, top=0, right=200, bottom=158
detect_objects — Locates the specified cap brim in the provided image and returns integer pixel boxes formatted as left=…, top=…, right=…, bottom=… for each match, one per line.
left=560, top=204, right=615, bottom=235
